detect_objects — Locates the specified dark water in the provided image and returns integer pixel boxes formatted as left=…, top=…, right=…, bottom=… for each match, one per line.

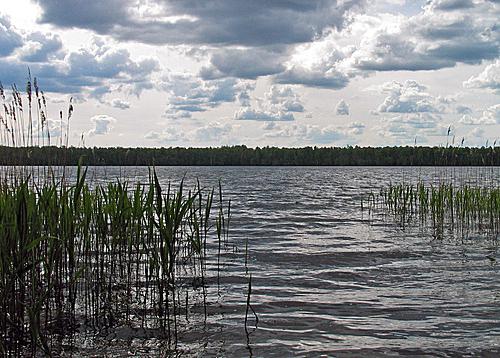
left=81, top=167, right=500, bottom=356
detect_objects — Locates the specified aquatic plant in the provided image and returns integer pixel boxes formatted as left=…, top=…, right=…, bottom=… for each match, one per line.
left=0, top=165, right=234, bottom=355
left=365, top=180, right=500, bottom=240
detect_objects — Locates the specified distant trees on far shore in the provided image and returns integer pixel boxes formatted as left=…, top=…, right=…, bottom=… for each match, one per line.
left=0, top=145, right=498, bottom=166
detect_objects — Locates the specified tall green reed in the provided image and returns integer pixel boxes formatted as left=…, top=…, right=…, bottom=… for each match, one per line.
left=0, top=164, right=234, bottom=355
left=365, top=180, right=499, bottom=240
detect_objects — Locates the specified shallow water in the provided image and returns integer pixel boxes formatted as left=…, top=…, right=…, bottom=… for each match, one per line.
left=42, top=166, right=500, bottom=356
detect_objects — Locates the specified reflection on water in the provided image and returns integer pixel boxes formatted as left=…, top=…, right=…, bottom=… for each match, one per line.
left=24, top=166, right=500, bottom=356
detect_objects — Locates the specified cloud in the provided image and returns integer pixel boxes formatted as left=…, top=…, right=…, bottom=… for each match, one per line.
left=145, top=121, right=236, bottom=144
left=18, top=32, right=63, bottom=62
left=376, top=113, right=449, bottom=144
left=191, top=121, right=234, bottom=141
left=348, top=2, right=499, bottom=72
left=145, top=127, right=184, bottom=142
left=456, top=104, right=472, bottom=114
left=0, top=15, right=23, bottom=57
left=268, top=1, right=498, bottom=89
left=18, top=0, right=498, bottom=102
left=271, top=35, right=354, bottom=88
left=459, top=104, right=500, bottom=125
left=110, top=98, right=131, bottom=110
left=429, top=0, right=475, bottom=11
left=234, top=107, right=294, bottom=121
left=274, top=66, right=350, bottom=89
left=347, top=122, right=366, bottom=135
left=471, top=127, right=484, bottom=138
left=234, top=85, right=304, bottom=121
left=160, top=73, right=253, bottom=119
left=261, top=122, right=279, bottom=130
left=463, top=60, right=500, bottom=94
left=263, top=122, right=364, bottom=144
left=65, top=39, right=160, bottom=96
left=335, top=99, right=349, bottom=115
left=35, top=0, right=364, bottom=47
left=0, top=36, right=160, bottom=97
left=30, top=1, right=370, bottom=90
left=263, top=85, right=304, bottom=112
left=200, top=48, right=287, bottom=80
left=375, top=80, right=447, bottom=114
left=87, top=114, right=116, bottom=136
left=464, top=126, right=498, bottom=147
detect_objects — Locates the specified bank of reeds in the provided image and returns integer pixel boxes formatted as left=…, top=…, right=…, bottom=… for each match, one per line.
left=364, top=181, right=500, bottom=240
left=0, top=164, right=232, bottom=356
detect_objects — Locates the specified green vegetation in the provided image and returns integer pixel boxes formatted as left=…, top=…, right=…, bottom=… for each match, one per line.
left=0, top=145, right=499, bottom=166
left=365, top=181, right=500, bottom=239
left=0, top=165, right=232, bottom=356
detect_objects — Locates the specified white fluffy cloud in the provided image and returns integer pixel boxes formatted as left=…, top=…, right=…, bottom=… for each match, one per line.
left=377, top=113, right=450, bottom=144
left=18, top=32, right=63, bottom=62
left=234, top=108, right=294, bottom=121
left=263, top=122, right=365, bottom=144
left=145, top=127, right=184, bottom=142
left=145, top=121, right=235, bottom=145
left=350, top=1, right=499, bottom=72
left=191, top=121, right=234, bottom=142
left=87, top=114, right=116, bottom=136
left=234, top=85, right=304, bottom=121
left=110, top=98, right=131, bottom=110
left=459, top=104, right=500, bottom=125
left=374, top=80, right=448, bottom=114
left=335, top=99, right=350, bottom=115
left=262, top=85, right=304, bottom=112
left=160, top=73, right=253, bottom=119
left=463, top=60, right=500, bottom=94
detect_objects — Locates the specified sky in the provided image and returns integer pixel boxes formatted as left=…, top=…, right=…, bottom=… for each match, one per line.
left=0, top=0, right=499, bottom=148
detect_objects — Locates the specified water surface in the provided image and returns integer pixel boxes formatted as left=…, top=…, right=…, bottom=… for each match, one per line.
left=81, top=166, right=500, bottom=356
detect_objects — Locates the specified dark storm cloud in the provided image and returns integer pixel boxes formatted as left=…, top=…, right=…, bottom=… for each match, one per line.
left=426, top=41, right=499, bottom=64
left=33, top=0, right=364, bottom=88
left=35, top=0, right=129, bottom=32
left=274, top=67, right=350, bottom=89
left=0, top=59, right=84, bottom=93
left=353, top=33, right=454, bottom=71
left=200, top=48, right=287, bottom=80
left=35, top=0, right=365, bottom=46
left=417, top=18, right=472, bottom=39
left=430, top=0, right=475, bottom=10
left=26, top=0, right=500, bottom=94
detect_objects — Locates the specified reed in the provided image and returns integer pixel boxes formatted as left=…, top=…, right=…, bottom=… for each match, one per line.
left=0, top=163, right=235, bottom=355
left=365, top=180, right=500, bottom=240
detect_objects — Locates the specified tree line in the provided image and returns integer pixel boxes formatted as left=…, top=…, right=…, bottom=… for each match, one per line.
left=0, top=145, right=498, bottom=166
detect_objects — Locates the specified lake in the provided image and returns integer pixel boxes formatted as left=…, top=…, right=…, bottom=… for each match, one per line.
left=62, top=165, right=497, bottom=357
